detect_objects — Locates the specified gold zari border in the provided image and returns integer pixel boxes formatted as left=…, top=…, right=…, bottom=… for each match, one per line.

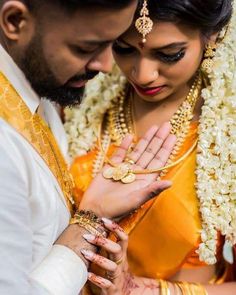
left=0, top=72, right=74, bottom=214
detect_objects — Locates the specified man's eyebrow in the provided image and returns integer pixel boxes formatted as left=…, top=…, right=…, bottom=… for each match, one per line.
left=79, top=40, right=113, bottom=46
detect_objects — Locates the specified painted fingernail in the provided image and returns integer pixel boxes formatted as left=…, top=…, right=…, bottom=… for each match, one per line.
left=83, top=234, right=95, bottom=242
left=102, top=217, right=113, bottom=225
left=81, top=249, right=93, bottom=258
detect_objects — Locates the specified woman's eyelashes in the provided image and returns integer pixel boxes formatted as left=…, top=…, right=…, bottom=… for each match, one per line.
left=113, top=42, right=186, bottom=64
left=155, top=49, right=186, bottom=63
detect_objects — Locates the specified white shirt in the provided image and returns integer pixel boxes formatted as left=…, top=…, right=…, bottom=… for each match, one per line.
left=0, top=44, right=87, bottom=295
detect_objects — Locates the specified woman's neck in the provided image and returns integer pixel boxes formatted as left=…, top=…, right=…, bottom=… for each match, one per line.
left=132, top=83, right=203, bottom=138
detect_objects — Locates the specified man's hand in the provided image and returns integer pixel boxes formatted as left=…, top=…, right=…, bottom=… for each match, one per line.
left=55, top=224, right=96, bottom=266
left=79, top=122, right=176, bottom=218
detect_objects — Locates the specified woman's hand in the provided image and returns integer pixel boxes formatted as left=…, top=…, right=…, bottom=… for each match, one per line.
left=81, top=218, right=130, bottom=295
left=79, top=122, right=176, bottom=219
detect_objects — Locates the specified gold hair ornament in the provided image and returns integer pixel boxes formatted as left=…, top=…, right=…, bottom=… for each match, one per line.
left=135, top=0, right=153, bottom=43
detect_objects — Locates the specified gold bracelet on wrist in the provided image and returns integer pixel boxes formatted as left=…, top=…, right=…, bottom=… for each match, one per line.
left=158, top=279, right=208, bottom=295
left=70, top=210, right=107, bottom=237
left=175, top=281, right=208, bottom=295
left=158, top=279, right=170, bottom=295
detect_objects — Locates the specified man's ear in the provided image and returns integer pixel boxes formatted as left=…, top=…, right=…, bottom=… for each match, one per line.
left=0, top=1, right=34, bottom=42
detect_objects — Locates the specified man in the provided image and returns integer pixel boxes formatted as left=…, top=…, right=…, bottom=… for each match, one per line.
left=0, top=1, right=174, bottom=294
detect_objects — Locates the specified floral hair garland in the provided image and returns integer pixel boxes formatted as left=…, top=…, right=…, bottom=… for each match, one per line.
left=196, top=2, right=236, bottom=264
left=64, top=2, right=236, bottom=264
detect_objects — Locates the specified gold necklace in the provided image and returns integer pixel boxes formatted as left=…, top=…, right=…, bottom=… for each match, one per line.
left=93, top=73, right=202, bottom=182
left=108, top=86, right=134, bottom=144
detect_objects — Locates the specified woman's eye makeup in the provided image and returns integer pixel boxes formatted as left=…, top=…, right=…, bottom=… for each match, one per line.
left=155, top=49, right=186, bottom=63
left=113, top=41, right=186, bottom=64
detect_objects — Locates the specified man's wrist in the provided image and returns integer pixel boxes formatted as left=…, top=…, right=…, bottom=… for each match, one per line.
left=55, top=224, right=96, bottom=267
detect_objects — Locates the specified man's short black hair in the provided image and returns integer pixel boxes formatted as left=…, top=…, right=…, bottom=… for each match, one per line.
left=24, top=0, right=136, bottom=11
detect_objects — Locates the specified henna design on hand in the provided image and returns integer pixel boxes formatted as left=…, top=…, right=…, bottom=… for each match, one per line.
left=110, top=221, right=125, bottom=232
left=93, top=255, right=107, bottom=265
left=122, top=272, right=139, bottom=295
left=89, top=273, right=108, bottom=288
left=94, top=235, right=107, bottom=246
left=142, top=278, right=159, bottom=295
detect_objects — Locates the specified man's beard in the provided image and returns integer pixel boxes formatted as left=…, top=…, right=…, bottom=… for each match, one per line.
left=19, top=34, right=98, bottom=107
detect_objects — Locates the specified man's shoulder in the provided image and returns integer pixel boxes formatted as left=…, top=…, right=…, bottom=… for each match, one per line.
left=0, top=118, right=31, bottom=168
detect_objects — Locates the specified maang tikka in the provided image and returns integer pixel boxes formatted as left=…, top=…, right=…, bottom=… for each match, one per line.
left=135, top=0, right=153, bottom=43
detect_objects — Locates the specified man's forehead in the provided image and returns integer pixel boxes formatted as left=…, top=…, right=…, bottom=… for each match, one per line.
left=69, top=4, right=136, bottom=39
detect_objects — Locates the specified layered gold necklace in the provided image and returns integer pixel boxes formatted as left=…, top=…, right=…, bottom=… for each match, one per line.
left=93, top=73, right=202, bottom=182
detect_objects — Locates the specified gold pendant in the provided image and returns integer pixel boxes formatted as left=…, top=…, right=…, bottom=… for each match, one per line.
left=121, top=173, right=136, bottom=184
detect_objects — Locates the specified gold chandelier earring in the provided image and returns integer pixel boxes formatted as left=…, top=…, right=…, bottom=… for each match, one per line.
left=135, top=0, right=153, bottom=43
left=201, top=43, right=217, bottom=75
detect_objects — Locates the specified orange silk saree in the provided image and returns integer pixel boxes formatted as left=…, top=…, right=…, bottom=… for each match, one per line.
left=71, top=122, right=212, bottom=279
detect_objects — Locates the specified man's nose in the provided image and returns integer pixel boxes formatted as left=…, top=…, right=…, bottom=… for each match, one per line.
left=87, top=45, right=113, bottom=74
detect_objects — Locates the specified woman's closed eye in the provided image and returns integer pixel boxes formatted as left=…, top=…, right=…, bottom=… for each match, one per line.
left=113, top=40, right=186, bottom=64
left=155, top=49, right=186, bottom=64
left=112, top=41, right=135, bottom=55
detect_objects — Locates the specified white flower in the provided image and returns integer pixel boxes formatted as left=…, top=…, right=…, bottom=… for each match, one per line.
left=196, top=1, right=236, bottom=264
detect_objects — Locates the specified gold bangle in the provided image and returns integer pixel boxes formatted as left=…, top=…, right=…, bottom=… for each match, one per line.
left=197, top=283, right=209, bottom=295
left=159, top=279, right=170, bottom=295
left=175, top=281, right=208, bottom=295
left=70, top=210, right=107, bottom=237
left=70, top=217, right=103, bottom=236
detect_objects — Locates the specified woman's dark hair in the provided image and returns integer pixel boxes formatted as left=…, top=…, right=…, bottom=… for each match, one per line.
left=139, top=0, right=232, bottom=36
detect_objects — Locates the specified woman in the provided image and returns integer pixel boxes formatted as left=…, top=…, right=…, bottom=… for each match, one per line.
left=65, top=0, right=236, bottom=293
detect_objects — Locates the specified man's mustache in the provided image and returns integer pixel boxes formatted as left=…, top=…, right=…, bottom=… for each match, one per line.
left=67, top=71, right=99, bottom=84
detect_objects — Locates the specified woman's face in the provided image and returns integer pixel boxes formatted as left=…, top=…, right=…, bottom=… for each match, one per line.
left=113, top=21, right=205, bottom=102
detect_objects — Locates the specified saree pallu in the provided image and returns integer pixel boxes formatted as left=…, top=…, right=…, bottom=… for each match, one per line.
left=71, top=123, right=232, bottom=283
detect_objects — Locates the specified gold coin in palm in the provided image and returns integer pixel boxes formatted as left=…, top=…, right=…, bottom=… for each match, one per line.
left=112, top=163, right=130, bottom=181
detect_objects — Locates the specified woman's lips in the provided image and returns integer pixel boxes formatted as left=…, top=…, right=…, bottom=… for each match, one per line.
left=133, top=84, right=166, bottom=96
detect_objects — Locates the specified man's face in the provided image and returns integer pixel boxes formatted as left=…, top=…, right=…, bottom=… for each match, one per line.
left=2, top=2, right=137, bottom=106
